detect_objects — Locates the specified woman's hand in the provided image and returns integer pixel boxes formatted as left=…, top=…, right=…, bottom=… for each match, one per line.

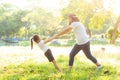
left=44, top=26, right=72, bottom=44
left=53, top=35, right=59, bottom=39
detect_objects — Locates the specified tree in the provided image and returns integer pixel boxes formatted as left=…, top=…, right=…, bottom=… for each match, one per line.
left=0, top=3, right=28, bottom=38
left=22, top=7, right=62, bottom=38
left=60, top=0, right=120, bottom=40
left=110, top=16, right=120, bottom=44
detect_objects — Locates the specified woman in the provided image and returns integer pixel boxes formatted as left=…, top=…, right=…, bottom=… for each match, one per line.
left=52, top=13, right=102, bottom=70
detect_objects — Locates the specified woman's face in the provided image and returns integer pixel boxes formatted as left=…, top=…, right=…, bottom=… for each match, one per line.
left=68, top=16, right=72, bottom=22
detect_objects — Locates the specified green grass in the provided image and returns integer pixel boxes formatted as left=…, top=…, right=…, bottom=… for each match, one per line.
left=17, top=39, right=120, bottom=47
left=0, top=40, right=4, bottom=46
left=18, top=41, right=30, bottom=46
left=90, top=39, right=108, bottom=45
left=0, top=55, right=120, bottom=80
left=1, top=39, right=120, bottom=46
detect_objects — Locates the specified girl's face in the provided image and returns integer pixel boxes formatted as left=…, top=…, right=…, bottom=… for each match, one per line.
left=33, top=35, right=41, bottom=43
left=36, top=38, right=40, bottom=43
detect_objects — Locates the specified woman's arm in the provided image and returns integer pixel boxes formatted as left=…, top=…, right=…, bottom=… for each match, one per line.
left=44, top=26, right=72, bottom=44
left=54, top=26, right=72, bottom=38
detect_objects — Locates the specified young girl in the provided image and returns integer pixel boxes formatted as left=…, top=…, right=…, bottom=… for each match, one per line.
left=31, top=34, right=62, bottom=72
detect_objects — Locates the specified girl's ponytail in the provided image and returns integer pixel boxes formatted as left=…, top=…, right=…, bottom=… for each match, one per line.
left=31, top=38, right=33, bottom=50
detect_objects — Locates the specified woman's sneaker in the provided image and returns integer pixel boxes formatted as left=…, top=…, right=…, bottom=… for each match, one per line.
left=97, top=65, right=102, bottom=70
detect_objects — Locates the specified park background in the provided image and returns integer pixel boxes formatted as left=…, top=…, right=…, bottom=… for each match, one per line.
left=0, top=0, right=120, bottom=80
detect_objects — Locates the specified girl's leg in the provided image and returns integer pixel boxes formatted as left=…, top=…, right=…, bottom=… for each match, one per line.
left=52, top=60, right=62, bottom=72
left=45, top=49, right=62, bottom=72
left=82, top=41, right=101, bottom=66
left=45, top=49, right=54, bottom=62
left=69, top=44, right=82, bottom=69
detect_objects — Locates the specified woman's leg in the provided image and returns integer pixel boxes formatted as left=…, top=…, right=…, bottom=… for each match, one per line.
left=69, top=44, right=82, bottom=69
left=82, top=41, right=101, bottom=66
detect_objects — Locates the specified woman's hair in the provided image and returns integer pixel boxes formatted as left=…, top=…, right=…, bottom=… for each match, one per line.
left=31, top=35, right=41, bottom=50
left=68, top=13, right=80, bottom=25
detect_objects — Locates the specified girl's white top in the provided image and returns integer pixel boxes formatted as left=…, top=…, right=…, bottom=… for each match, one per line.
left=37, top=40, right=49, bottom=53
left=70, top=22, right=89, bottom=45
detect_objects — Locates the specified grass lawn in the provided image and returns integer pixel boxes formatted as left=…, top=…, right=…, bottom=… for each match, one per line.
left=0, top=39, right=120, bottom=80
left=17, top=39, right=120, bottom=47
left=0, top=54, right=120, bottom=80
left=1, top=38, right=120, bottom=46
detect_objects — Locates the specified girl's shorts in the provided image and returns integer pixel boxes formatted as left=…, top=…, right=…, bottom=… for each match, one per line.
left=45, top=49, right=54, bottom=62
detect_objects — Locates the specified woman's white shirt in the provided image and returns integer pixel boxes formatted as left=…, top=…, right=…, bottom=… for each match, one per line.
left=70, top=22, right=89, bottom=45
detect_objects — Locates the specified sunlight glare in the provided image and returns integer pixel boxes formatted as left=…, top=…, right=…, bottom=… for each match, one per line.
left=103, top=0, right=120, bottom=15
left=113, top=3, right=120, bottom=15
left=85, top=0, right=91, bottom=3
left=0, top=0, right=29, bottom=9
left=0, top=0, right=69, bottom=16
left=40, top=0, right=60, bottom=10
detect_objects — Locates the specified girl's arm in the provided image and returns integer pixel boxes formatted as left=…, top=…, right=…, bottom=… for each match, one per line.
left=44, top=26, right=72, bottom=44
left=44, top=36, right=56, bottom=44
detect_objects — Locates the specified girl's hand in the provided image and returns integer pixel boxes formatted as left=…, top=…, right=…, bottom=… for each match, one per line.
left=44, top=37, right=56, bottom=44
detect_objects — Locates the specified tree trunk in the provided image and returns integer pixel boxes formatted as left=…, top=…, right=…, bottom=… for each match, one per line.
left=86, top=28, right=92, bottom=38
left=110, top=16, right=120, bottom=44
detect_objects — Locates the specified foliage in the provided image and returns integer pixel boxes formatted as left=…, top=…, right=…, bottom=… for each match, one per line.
left=106, top=27, right=120, bottom=43
left=0, top=0, right=120, bottom=45
left=0, top=3, right=62, bottom=39
left=88, top=12, right=108, bottom=30
left=18, top=41, right=30, bottom=46
left=22, top=7, right=62, bottom=38
left=0, top=3, right=28, bottom=38
left=60, top=0, right=118, bottom=36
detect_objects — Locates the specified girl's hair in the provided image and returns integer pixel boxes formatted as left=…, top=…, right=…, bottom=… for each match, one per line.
left=31, top=35, right=41, bottom=50
left=68, top=13, right=80, bottom=25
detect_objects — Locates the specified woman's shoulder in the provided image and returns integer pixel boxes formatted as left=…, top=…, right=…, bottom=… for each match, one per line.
left=72, top=21, right=80, bottom=24
left=69, top=22, right=80, bottom=28
left=72, top=22, right=82, bottom=25
left=70, top=22, right=79, bottom=25
left=71, top=22, right=82, bottom=26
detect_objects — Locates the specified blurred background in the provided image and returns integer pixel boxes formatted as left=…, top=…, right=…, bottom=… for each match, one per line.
left=0, top=0, right=120, bottom=46
left=0, top=0, right=120, bottom=79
